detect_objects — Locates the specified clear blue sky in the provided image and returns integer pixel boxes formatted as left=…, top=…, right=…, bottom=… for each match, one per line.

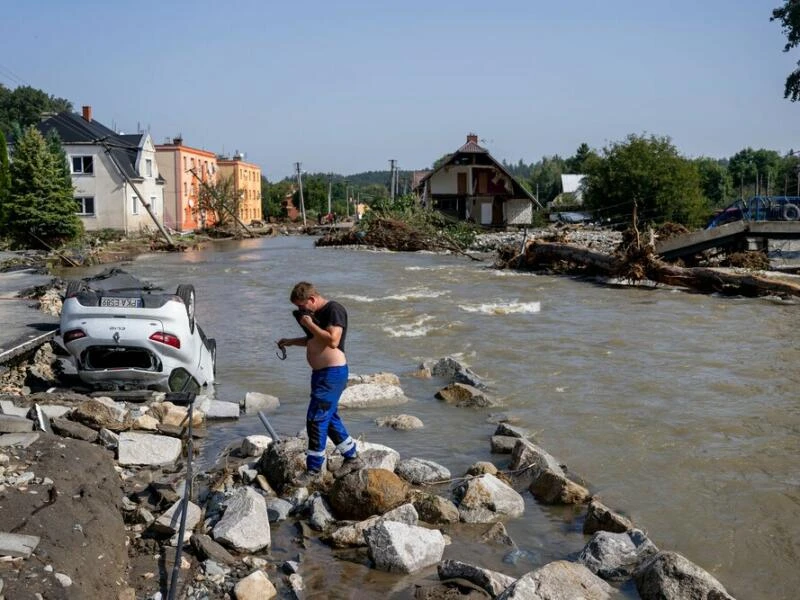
left=1, top=0, right=797, bottom=180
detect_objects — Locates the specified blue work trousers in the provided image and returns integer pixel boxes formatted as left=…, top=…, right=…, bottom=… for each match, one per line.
left=306, top=365, right=356, bottom=471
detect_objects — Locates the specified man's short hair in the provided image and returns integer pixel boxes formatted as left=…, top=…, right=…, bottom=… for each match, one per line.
left=291, top=281, right=318, bottom=303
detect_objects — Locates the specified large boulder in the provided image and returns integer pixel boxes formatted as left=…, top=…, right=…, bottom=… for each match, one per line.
left=374, top=414, right=424, bottom=430
left=421, top=356, right=485, bottom=388
left=117, top=432, right=182, bottom=467
left=348, top=372, right=401, bottom=386
left=497, top=561, right=613, bottom=600
left=438, top=559, right=516, bottom=597
left=396, top=457, right=450, bottom=484
left=453, top=474, right=524, bottom=523
left=329, top=503, right=418, bottom=548
left=364, top=520, right=445, bottom=574
left=634, top=551, right=735, bottom=600
left=243, top=391, right=280, bottom=414
left=233, top=570, right=277, bottom=600
left=509, top=439, right=589, bottom=505
left=435, top=383, right=497, bottom=408
left=329, top=468, right=410, bottom=520
left=212, top=487, right=271, bottom=553
left=340, top=383, right=408, bottom=408
left=256, top=437, right=308, bottom=493
left=578, top=529, right=658, bottom=580
left=71, top=398, right=130, bottom=432
left=583, top=498, right=634, bottom=535
left=412, top=493, right=460, bottom=525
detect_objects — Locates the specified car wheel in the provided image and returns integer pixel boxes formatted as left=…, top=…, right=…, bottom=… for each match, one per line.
left=65, top=280, right=84, bottom=298
left=176, top=284, right=196, bottom=334
left=208, top=338, right=217, bottom=376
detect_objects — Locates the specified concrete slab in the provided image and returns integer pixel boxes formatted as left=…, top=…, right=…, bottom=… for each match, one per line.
left=0, top=269, right=59, bottom=365
left=0, top=432, right=40, bottom=448
left=0, top=532, right=40, bottom=558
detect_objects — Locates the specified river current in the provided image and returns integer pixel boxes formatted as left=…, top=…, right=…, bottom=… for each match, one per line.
left=88, top=234, right=798, bottom=599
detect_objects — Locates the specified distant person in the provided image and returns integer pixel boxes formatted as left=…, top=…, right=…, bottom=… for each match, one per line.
left=277, top=282, right=363, bottom=485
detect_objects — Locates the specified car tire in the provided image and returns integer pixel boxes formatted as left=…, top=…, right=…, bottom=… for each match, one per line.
left=65, top=280, right=84, bottom=298
left=208, top=338, right=217, bottom=376
left=176, top=284, right=196, bottom=334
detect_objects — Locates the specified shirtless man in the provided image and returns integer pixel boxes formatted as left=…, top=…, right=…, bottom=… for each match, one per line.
left=277, top=282, right=363, bottom=483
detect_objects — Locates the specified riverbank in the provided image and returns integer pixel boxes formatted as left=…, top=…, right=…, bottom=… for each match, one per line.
left=0, top=228, right=789, bottom=598
left=0, top=344, right=736, bottom=600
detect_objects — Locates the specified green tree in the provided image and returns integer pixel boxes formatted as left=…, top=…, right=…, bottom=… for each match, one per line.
left=728, top=148, right=783, bottom=197
left=0, top=85, right=72, bottom=137
left=564, top=143, right=596, bottom=173
left=583, top=134, right=708, bottom=228
left=772, top=1, right=800, bottom=101
left=528, top=155, right=566, bottom=204
left=0, top=130, right=10, bottom=225
left=197, top=174, right=240, bottom=227
left=262, top=177, right=293, bottom=219
left=694, top=157, right=732, bottom=208
left=5, top=126, right=82, bottom=248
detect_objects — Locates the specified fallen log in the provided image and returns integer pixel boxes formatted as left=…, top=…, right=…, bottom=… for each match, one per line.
left=500, top=240, right=800, bottom=299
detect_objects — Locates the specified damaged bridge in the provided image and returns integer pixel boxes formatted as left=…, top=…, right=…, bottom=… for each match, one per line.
left=656, top=221, right=800, bottom=265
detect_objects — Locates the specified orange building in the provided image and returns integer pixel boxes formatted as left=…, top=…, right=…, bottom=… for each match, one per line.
left=155, top=137, right=218, bottom=232
left=217, top=152, right=263, bottom=224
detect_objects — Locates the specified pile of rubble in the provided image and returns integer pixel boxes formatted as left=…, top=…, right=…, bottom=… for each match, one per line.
left=0, top=353, right=736, bottom=599
left=470, top=226, right=623, bottom=255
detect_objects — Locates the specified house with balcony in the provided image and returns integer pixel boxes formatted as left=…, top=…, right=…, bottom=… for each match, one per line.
left=37, top=106, right=166, bottom=233
left=155, top=137, right=218, bottom=232
left=217, top=152, right=263, bottom=225
left=415, top=133, right=541, bottom=226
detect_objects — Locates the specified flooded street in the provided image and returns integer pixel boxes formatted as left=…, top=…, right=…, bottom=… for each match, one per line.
left=89, top=235, right=798, bottom=599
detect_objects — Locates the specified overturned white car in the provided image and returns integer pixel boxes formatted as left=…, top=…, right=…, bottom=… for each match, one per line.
left=60, top=268, right=216, bottom=393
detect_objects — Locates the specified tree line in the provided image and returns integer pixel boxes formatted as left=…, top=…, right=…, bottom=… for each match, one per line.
left=501, top=137, right=800, bottom=229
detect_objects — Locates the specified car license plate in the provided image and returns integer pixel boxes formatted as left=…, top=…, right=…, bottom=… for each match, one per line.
left=100, top=297, right=143, bottom=308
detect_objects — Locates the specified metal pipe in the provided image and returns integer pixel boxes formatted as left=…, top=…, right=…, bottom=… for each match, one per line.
left=258, top=411, right=280, bottom=441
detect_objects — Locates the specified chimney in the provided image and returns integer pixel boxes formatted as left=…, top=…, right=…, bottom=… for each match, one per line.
left=82, top=106, right=93, bottom=122
left=466, top=133, right=478, bottom=144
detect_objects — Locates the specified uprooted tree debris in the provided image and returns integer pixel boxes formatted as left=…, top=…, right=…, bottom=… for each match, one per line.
left=316, top=216, right=482, bottom=260
left=495, top=227, right=800, bottom=299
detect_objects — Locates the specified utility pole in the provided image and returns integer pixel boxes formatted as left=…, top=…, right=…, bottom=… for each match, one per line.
left=295, top=162, right=307, bottom=227
left=327, top=174, right=332, bottom=216
left=344, top=181, right=349, bottom=219
left=101, top=141, right=174, bottom=248
left=389, top=159, right=396, bottom=203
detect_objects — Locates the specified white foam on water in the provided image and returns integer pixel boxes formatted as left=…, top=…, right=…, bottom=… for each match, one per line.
left=341, top=288, right=449, bottom=303
left=385, top=288, right=450, bottom=301
left=382, top=314, right=436, bottom=337
left=339, top=294, right=378, bottom=303
left=404, top=265, right=455, bottom=271
left=458, top=301, right=541, bottom=315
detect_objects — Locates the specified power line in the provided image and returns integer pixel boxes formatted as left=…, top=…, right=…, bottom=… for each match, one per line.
left=0, top=62, right=28, bottom=87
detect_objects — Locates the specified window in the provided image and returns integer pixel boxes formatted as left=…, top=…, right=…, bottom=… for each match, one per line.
left=75, top=196, right=95, bottom=215
left=71, top=156, right=93, bottom=174
left=184, top=182, right=188, bottom=196
left=145, top=159, right=152, bottom=177
left=150, top=196, right=157, bottom=215
left=132, top=195, right=139, bottom=215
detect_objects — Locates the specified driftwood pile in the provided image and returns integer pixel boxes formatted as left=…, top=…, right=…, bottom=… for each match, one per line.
left=496, top=228, right=800, bottom=299
left=316, top=217, right=480, bottom=259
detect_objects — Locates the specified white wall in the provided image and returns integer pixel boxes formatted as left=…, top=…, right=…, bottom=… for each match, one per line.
left=67, top=133, right=165, bottom=233
left=429, top=165, right=471, bottom=194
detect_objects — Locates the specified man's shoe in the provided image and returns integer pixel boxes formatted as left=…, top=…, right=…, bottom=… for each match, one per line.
left=294, top=470, right=321, bottom=488
left=335, top=456, right=364, bottom=478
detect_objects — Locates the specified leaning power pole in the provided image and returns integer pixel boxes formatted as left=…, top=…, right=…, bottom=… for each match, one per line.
left=295, top=162, right=307, bottom=227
